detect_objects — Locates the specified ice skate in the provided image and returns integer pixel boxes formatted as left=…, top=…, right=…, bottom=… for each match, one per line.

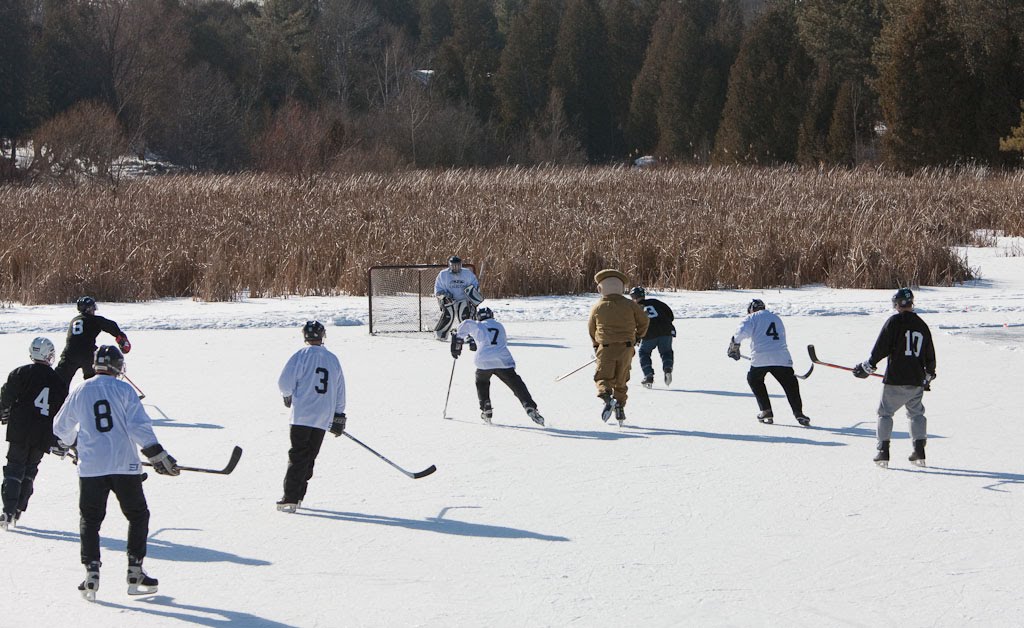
left=0, top=512, right=11, bottom=531
left=600, top=394, right=616, bottom=423
left=127, top=556, right=158, bottom=596
left=78, top=561, right=101, bottom=601
left=276, top=499, right=298, bottom=513
left=664, top=370, right=672, bottom=386
left=756, top=410, right=774, bottom=424
left=874, top=441, right=890, bottom=468
left=525, top=407, right=545, bottom=427
left=480, top=402, right=493, bottom=424
left=641, top=374, right=654, bottom=389
left=615, top=405, right=626, bottom=427
left=909, top=439, right=926, bottom=467
left=795, top=414, right=811, bottom=427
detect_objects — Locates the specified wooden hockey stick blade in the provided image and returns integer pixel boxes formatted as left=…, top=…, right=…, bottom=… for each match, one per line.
left=807, top=345, right=883, bottom=378
left=343, top=433, right=436, bottom=480
left=143, top=446, right=243, bottom=475
left=412, top=465, right=438, bottom=479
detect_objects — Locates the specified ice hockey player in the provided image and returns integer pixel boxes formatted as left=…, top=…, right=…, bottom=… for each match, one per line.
left=629, top=287, right=676, bottom=388
left=55, top=296, right=132, bottom=386
left=52, top=345, right=179, bottom=601
left=434, top=256, right=483, bottom=341
left=276, top=320, right=347, bottom=513
left=728, top=299, right=810, bottom=427
left=452, top=307, right=545, bottom=426
left=588, top=269, right=649, bottom=426
left=852, top=287, right=936, bottom=468
left=1, top=337, right=68, bottom=530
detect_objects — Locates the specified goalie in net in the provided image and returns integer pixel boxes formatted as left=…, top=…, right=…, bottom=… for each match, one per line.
left=367, top=258, right=482, bottom=335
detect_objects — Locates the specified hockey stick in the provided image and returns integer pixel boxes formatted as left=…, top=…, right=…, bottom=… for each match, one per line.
left=121, top=373, right=146, bottom=399
left=442, top=357, right=457, bottom=419
left=142, top=446, right=243, bottom=475
left=343, top=432, right=436, bottom=479
left=555, top=357, right=597, bottom=382
left=807, top=345, right=882, bottom=379
left=739, top=354, right=813, bottom=379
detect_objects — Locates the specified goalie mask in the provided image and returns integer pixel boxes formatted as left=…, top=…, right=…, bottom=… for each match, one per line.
left=303, top=320, right=326, bottom=342
left=29, top=337, right=56, bottom=365
left=94, top=345, right=125, bottom=375
left=448, top=256, right=462, bottom=273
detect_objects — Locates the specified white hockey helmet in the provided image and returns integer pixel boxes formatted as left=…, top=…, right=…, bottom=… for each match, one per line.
left=29, top=337, right=56, bottom=365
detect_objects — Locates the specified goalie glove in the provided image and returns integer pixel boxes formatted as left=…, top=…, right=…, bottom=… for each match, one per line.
left=330, top=412, right=346, bottom=436
left=141, top=444, right=180, bottom=476
left=727, top=338, right=741, bottom=361
left=852, top=361, right=876, bottom=379
left=115, top=334, right=131, bottom=354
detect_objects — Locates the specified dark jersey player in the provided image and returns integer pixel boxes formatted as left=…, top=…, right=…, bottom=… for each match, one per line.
left=630, top=287, right=675, bottom=388
left=55, top=296, right=131, bottom=386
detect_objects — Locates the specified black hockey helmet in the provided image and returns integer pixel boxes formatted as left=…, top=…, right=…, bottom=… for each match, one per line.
left=892, top=287, right=914, bottom=308
left=303, top=320, right=326, bottom=342
left=747, top=299, right=766, bottom=314
left=629, top=286, right=646, bottom=300
left=94, top=345, right=124, bottom=375
left=476, top=307, right=494, bottom=321
left=77, top=296, right=96, bottom=314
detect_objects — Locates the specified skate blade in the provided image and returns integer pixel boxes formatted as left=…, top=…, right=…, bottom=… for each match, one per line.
left=664, top=374, right=672, bottom=386
left=910, top=459, right=927, bottom=467
left=79, top=586, right=97, bottom=602
left=758, top=418, right=773, bottom=425
left=276, top=503, right=298, bottom=513
left=641, top=382, right=652, bottom=389
left=875, top=460, right=889, bottom=468
left=128, top=583, right=158, bottom=596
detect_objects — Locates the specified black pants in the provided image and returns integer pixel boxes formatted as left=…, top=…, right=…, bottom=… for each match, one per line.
left=475, top=368, right=536, bottom=410
left=56, top=352, right=95, bottom=386
left=283, top=425, right=326, bottom=503
left=79, top=474, right=150, bottom=565
left=747, top=366, right=803, bottom=415
left=2, top=442, right=46, bottom=516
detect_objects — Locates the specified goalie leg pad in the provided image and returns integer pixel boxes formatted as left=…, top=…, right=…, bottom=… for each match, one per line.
left=434, top=301, right=456, bottom=334
left=455, top=300, right=474, bottom=323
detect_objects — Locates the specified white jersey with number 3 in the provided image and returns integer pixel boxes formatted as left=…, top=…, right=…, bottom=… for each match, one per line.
left=278, top=344, right=346, bottom=430
left=733, top=310, right=793, bottom=368
left=52, top=375, right=159, bottom=478
left=456, top=319, right=516, bottom=370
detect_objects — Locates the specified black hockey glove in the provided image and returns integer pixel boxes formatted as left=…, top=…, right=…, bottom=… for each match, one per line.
left=923, top=371, right=936, bottom=391
left=283, top=395, right=292, bottom=408
left=142, top=444, right=180, bottom=476
left=467, top=337, right=477, bottom=351
left=50, top=438, right=73, bottom=459
left=330, top=412, right=347, bottom=436
left=727, top=339, right=741, bottom=361
left=450, top=333, right=464, bottom=359
left=0, top=406, right=9, bottom=425
left=852, top=361, right=875, bottom=379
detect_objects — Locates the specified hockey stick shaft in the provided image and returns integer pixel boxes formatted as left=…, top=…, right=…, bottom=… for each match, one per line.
left=142, top=446, right=243, bottom=474
left=807, top=345, right=883, bottom=378
left=554, top=357, right=597, bottom=382
left=121, top=373, right=146, bottom=399
left=343, top=432, right=436, bottom=479
left=442, top=358, right=456, bottom=419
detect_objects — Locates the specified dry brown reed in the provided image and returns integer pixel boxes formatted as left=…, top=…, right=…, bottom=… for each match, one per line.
left=1, top=165, right=1021, bottom=304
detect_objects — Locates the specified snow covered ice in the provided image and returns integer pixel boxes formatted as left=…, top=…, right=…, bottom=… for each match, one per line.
left=1, top=237, right=1023, bottom=626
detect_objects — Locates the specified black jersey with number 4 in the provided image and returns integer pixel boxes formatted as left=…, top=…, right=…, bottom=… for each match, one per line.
left=1, top=363, right=68, bottom=448
left=638, top=298, right=675, bottom=339
left=62, top=314, right=125, bottom=359
left=868, top=311, right=936, bottom=386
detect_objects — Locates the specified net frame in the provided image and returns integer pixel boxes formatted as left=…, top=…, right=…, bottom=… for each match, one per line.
left=367, top=264, right=475, bottom=334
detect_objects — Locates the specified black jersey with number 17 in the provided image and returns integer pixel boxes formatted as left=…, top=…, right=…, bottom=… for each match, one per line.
left=62, top=314, right=125, bottom=358
left=868, top=311, right=936, bottom=386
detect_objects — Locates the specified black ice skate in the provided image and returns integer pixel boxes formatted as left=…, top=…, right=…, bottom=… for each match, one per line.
left=795, top=414, right=811, bottom=427
left=874, top=441, right=890, bottom=468
left=480, top=402, right=493, bottom=424
left=615, top=405, right=626, bottom=427
left=78, top=561, right=101, bottom=601
left=0, top=512, right=12, bottom=531
left=600, top=394, right=616, bottom=423
left=909, top=439, right=927, bottom=467
left=127, top=556, right=158, bottom=596
left=276, top=499, right=298, bottom=513
left=525, top=407, right=545, bottom=427
left=757, top=410, right=774, bottom=424
left=641, top=374, right=654, bottom=389
left=664, top=370, right=672, bottom=387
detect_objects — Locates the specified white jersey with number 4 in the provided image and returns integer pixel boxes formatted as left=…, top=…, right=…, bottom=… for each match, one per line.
left=733, top=310, right=793, bottom=368
left=278, top=344, right=346, bottom=431
left=456, top=319, right=516, bottom=370
left=52, top=375, right=159, bottom=478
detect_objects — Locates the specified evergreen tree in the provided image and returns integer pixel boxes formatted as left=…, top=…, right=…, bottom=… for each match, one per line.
left=416, top=0, right=453, bottom=60
left=494, top=0, right=563, bottom=137
left=603, top=0, right=647, bottom=157
left=626, top=2, right=676, bottom=155
left=875, top=0, right=974, bottom=168
left=433, top=0, right=502, bottom=120
left=0, top=0, right=37, bottom=168
left=713, top=2, right=813, bottom=164
left=550, top=0, right=615, bottom=160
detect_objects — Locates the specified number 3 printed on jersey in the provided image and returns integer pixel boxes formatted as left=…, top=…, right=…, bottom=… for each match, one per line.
left=314, top=367, right=329, bottom=394
left=643, top=305, right=659, bottom=319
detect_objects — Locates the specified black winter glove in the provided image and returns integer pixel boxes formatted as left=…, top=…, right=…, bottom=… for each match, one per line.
left=467, top=337, right=477, bottom=351
left=852, top=361, right=876, bottom=379
left=142, top=444, right=180, bottom=476
left=0, top=407, right=9, bottom=425
left=283, top=395, right=292, bottom=408
left=727, top=339, right=741, bottom=361
left=330, top=412, right=347, bottom=436
left=923, top=371, right=936, bottom=391
left=450, top=333, right=464, bottom=359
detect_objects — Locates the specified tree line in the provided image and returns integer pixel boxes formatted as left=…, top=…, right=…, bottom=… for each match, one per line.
left=2, top=0, right=1024, bottom=179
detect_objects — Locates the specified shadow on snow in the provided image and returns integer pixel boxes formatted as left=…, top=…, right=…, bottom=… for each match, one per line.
left=96, top=595, right=296, bottom=628
left=892, top=465, right=1024, bottom=492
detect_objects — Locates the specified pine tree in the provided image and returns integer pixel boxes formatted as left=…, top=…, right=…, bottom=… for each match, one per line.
left=0, top=0, right=37, bottom=169
left=433, top=0, right=502, bottom=120
left=494, top=0, right=564, bottom=137
left=603, top=0, right=648, bottom=157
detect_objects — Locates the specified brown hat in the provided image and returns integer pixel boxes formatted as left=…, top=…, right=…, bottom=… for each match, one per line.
left=594, top=268, right=628, bottom=285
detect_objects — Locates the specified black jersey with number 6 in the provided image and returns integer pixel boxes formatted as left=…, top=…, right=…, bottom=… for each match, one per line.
left=868, top=311, right=936, bottom=386
left=0, top=363, right=68, bottom=448
left=62, top=314, right=125, bottom=359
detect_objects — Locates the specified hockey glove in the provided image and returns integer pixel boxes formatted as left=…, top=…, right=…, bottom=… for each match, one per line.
left=330, top=412, right=347, bottom=436
left=142, top=444, right=180, bottom=476
left=727, top=339, right=741, bottom=361
left=467, top=337, right=477, bottom=352
left=0, top=406, right=9, bottom=425
left=283, top=395, right=292, bottom=408
left=450, top=333, right=464, bottom=359
left=852, top=361, right=876, bottom=379
left=923, top=371, right=936, bottom=391
left=116, top=334, right=132, bottom=354
left=50, top=439, right=73, bottom=459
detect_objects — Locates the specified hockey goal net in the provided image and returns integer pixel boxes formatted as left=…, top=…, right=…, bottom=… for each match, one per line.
left=367, top=264, right=474, bottom=334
